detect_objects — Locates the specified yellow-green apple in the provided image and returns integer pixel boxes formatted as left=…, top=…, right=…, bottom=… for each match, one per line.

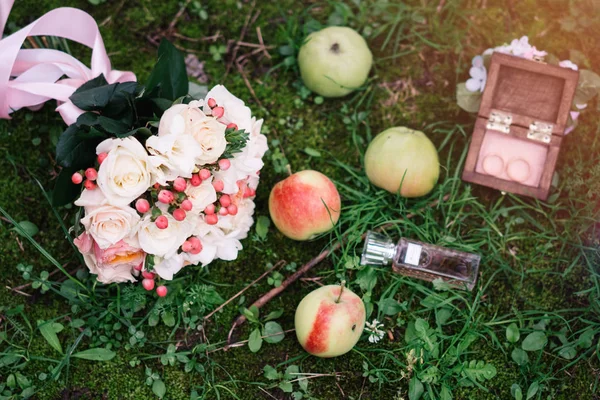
left=365, top=126, right=440, bottom=197
left=298, top=26, right=373, bottom=98
left=268, top=170, right=341, bottom=241
left=295, top=283, right=365, bottom=357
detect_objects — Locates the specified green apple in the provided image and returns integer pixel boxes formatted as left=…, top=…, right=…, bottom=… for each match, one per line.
left=365, top=127, right=440, bottom=197
left=295, top=284, right=365, bottom=358
left=298, top=26, right=373, bottom=97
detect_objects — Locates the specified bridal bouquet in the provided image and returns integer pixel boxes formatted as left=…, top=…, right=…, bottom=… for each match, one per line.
left=59, top=43, right=268, bottom=288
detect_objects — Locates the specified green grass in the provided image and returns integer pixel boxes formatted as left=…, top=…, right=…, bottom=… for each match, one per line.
left=1, top=0, right=600, bottom=399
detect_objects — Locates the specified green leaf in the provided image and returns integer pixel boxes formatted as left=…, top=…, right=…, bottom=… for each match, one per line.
left=222, top=128, right=250, bottom=158
left=460, top=360, right=497, bottom=382
left=38, top=320, right=62, bottom=354
left=356, top=266, right=378, bottom=293
left=152, top=380, right=166, bottom=398
left=440, top=385, right=453, bottom=400
left=263, top=309, right=284, bottom=321
left=56, top=124, right=104, bottom=169
left=558, top=345, right=577, bottom=360
left=456, top=82, right=482, bottom=113
left=255, top=216, right=271, bottom=240
left=52, top=167, right=82, bottom=207
left=13, top=221, right=39, bottom=237
left=526, top=382, right=539, bottom=400
left=521, top=332, right=547, bottom=352
left=248, top=328, right=263, bottom=352
left=577, top=328, right=595, bottom=349
left=511, top=348, right=529, bottom=365
left=263, top=365, right=279, bottom=380
left=279, top=381, right=293, bottom=393
left=284, top=365, right=299, bottom=380
left=146, top=39, right=188, bottom=101
left=506, top=323, right=520, bottom=343
left=263, top=321, right=285, bottom=344
left=72, top=348, right=116, bottom=361
left=377, top=297, right=407, bottom=316
left=574, top=69, right=600, bottom=105
left=303, top=147, right=321, bottom=157
left=408, top=375, right=424, bottom=400
left=162, top=311, right=176, bottom=327
left=511, top=384, right=523, bottom=400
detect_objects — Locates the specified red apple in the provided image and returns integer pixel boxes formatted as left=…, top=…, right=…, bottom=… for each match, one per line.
left=295, top=284, right=366, bottom=358
left=268, top=170, right=341, bottom=241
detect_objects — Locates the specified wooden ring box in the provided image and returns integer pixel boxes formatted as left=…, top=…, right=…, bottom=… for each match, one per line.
left=462, top=52, right=579, bottom=201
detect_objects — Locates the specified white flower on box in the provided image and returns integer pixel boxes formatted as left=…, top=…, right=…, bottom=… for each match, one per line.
left=80, top=204, right=140, bottom=249
left=138, top=208, right=196, bottom=258
left=184, top=179, right=217, bottom=212
left=96, top=137, right=153, bottom=207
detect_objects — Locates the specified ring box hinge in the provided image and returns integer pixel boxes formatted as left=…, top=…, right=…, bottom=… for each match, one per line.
left=527, top=121, right=553, bottom=143
left=486, top=111, right=512, bottom=134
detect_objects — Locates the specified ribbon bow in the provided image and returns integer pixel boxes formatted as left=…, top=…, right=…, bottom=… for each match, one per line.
left=0, top=0, right=136, bottom=125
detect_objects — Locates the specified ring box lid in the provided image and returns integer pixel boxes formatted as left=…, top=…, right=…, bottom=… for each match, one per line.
left=478, top=52, right=579, bottom=137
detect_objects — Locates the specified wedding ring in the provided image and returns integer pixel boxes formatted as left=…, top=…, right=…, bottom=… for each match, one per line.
left=506, top=158, right=531, bottom=183
left=482, top=154, right=504, bottom=177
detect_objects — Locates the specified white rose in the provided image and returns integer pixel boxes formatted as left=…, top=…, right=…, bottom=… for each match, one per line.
left=153, top=253, right=186, bottom=281
left=80, top=204, right=140, bottom=249
left=204, top=85, right=253, bottom=132
left=74, top=187, right=108, bottom=209
left=158, top=102, right=227, bottom=165
left=146, top=131, right=203, bottom=178
left=138, top=210, right=196, bottom=258
left=96, top=138, right=153, bottom=207
left=184, top=179, right=217, bottom=212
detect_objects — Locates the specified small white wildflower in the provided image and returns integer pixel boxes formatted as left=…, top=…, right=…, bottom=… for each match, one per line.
left=365, top=319, right=385, bottom=343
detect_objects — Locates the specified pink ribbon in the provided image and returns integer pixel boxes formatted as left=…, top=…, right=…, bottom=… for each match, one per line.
left=0, top=0, right=136, bottom=125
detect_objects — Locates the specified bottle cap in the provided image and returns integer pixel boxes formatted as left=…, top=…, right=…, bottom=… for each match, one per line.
left=361, top=231, right=396, bottom=266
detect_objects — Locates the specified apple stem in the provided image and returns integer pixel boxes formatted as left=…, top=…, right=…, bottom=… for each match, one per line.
left=335, top=280, right=346, bottom=303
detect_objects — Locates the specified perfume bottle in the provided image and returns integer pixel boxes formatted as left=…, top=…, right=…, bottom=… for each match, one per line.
left=361, top=231, right=480, bottom=291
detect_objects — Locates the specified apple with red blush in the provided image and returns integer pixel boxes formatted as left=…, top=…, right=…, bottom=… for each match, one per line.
left=268, top=170, right=341, bottom=241
left=294, top=282, right=366, bottom=358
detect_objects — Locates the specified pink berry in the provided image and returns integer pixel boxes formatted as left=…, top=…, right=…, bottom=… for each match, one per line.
left=212, top=180, right=224, bottom=192
left=71, top=172, right=83, bottom=184
left=218, top=159, right=231, bottom=171
left=207, top=98, right=217, bottom=108
left=142, top=278, right=155, bottom=291
left=219, top=194, right=231, bottom=207
left=188, top=237, right=202, bottom=254
left=173, top=177, right=187, bottom=192
left=156, top=285, right=168, bottom=297
left=155, top=215, right=169, bottom=229
left=227, top=204, right=238, bottom=215
left=205, top=214, right=218, bottom=225
left=97, top=152, right=108, bottom=164
left=134, top=262, right=143, bottom=271
left=204, top=204, right=215, bottom=215
left=199, top=169, right=211, bottom=181
left=85, top=168, right=98, bottom=181
left=182, top=240, right=193, bottom=252
left=212, top=106, right=224, bottom=118
left=226, top=122, right=238, bottom=130
left=84, top=180, right=97, bottom=190
left=243, top=187, right=253, bottom=198
left=135, top=198, right=150, bottom=213
left=153, top=183, right=160, bottom=190
left=219, top=207, right=228, bottom=216
left=173, top=208, right=186, bottom=221
left=158, top=190, right=174, bottom=204
left=142, top=271, right=155, bottom=280
left=191, top=174, right=201, bottom=186
left=181, top=199, right=193, bottom=211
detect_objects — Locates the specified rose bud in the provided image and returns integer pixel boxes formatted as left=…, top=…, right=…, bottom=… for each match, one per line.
left=191, top=174, right=202, bottom=186
left=173, top=177, right=187, bottom=192
left=218, top=159, right=231, bottom=171
left=158, top=190, right=174, bottom=204
left=135, top=198, right=150, bottom=213
left=155, top=215, right=169, bottom=229
left=173, top=208, right=186, bottom=221
left=142, top=278, right=155, bottom=291
left=97, top=152, right=108, bottom=165
left=181, top=199, right=193, bottom=211
left=156, top=286, right=168, bottom=297
left=199, top=169, right=211, bottom=181
left=71, top=172, right=83, bottom=184
left=212, top=106, right=224, bottom=118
